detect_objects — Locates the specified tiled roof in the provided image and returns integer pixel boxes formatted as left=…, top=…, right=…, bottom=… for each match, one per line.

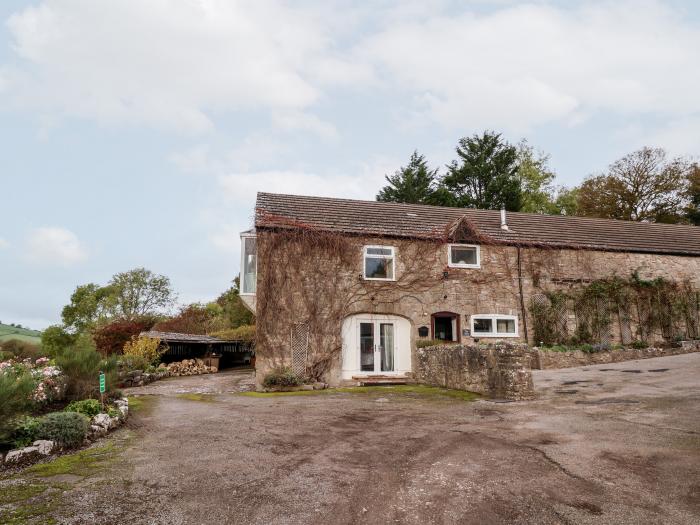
left=255, top=192, right=700, bottom=256
left=140, top=331, right=228, bottom=343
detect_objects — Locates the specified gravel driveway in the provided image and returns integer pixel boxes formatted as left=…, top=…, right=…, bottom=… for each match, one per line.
left=4, top=354, right=700, bottom=524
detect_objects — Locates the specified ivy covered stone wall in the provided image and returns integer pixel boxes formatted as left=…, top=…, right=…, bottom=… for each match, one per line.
left=253, top=225, right=700, bottom=385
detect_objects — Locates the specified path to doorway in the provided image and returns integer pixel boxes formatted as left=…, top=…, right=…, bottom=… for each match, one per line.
left=4, top=354, right=699, bottom=524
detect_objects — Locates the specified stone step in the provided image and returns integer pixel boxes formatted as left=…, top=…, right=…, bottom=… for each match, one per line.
left=351, top=375, right=415, bottom=386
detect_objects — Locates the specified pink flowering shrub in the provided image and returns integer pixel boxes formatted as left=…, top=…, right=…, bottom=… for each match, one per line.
left=0, top=356, right=66, bottom=405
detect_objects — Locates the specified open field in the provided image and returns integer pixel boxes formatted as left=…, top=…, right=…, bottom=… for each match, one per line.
left=2, top=354, right=699, bottom=524
left=0, top=323, right=42, bottom=344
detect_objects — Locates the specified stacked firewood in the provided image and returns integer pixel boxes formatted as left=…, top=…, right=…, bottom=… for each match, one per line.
left=164, top=359, right=217, bottom=376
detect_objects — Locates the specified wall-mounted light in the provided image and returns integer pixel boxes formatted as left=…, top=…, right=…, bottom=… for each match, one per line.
left=442, top=270, right=449, bottom=279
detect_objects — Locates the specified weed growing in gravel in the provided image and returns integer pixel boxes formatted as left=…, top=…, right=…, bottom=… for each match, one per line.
left=0, top=481, right=49, bottom=505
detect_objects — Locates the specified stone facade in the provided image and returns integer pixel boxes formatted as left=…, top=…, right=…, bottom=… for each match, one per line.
left=254, top=229, right=700, bottom=386
left=416, top=343, right=535, bottom=400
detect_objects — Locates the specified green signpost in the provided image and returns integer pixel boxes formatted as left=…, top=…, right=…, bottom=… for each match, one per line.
left=99, top=371, right=106, bottom=411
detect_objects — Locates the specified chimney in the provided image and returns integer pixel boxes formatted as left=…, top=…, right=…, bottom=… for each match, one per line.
left=500, top=208, right=509, bottom=231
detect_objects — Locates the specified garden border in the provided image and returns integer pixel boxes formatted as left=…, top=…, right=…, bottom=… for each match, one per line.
left=528, top=340, right=700, bottom=369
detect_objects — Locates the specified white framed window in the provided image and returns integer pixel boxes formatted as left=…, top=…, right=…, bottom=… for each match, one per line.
left=448, top=244, right=480, bottom=268
left=240, top=232, right=257, bottom=295
left=470, top=314, right=518, bottom=338
left=363, top=245, right=396, bottom=281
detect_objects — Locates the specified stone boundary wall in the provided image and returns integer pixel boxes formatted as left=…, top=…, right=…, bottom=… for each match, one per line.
left=415, top=343, right=534, bottom=400
left=529, top=340, right=700, bottom=370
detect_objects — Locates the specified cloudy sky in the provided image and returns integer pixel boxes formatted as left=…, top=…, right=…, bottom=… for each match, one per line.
left=1, top=0, right=699, bottom=330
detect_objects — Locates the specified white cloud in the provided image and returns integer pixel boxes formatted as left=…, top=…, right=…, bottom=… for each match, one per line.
left=0, top=238, right=9, bottom=249
left=208, top=224, right=243, bottom=255
left=645, top=116, right=700, bottom=158
left=271, top=111, right=338, bottom=141
left=217, top=161, right=397, bottom=206
left=359, top=1, right=700, bottom=133
left=3, top=0, right=699, bottom=147
left=24, top=227, right=87, bottom=265
left=3, top=0, right=363, bottom=134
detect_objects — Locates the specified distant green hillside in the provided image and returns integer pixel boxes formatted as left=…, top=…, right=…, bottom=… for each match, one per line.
left=0, top=323, right=42, bottom=344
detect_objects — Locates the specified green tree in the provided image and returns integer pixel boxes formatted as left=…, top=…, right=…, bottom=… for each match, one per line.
left=576, top=147, right=689, bottom=223
left=108, top=268, right=175, bottom=321
left=516, top=140, right=557, bottom=214
left=442, top=131, right=522, bottom=211
left=550, top=187, right=579, bottom=216
left=376, top=151, right=441, bottom=204
left=61, top=283, right=116, bottom=333
left=685, top=164, right=700, bottom=225
left=217, top=277, right=254, bottom=329
left=41, top=325, right=79, bottom=357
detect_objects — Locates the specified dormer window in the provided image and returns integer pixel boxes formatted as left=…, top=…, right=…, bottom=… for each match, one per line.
left=240, top=232, right=257, bottom=295
left=363, top=246, right=395, bottom=281
left=448, top=244, right=480, bottom=269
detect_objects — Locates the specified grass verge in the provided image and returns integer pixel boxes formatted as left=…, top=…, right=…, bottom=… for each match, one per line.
left=238, top=385, right=479, bottom=401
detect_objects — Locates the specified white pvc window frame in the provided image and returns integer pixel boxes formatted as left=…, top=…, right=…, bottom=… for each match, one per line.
left=363, top=245, right=396, bottom=281
left=448, top=244, right=481, bottom=269
left=240, top=232, right=257, bottom=296
left=470, top=314, right=518, bottom=338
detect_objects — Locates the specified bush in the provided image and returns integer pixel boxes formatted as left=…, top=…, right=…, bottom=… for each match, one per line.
left=0, top=339, right=43, bottom=360
left=55, top=336, right=118, bottom=400
left=153, top=303, right=225, bottom=335
left=0, top=368, right=36, bottom=444
left=631, top=340, right=648, bottom=349
left=540, top=345, right=570, bottom=353
left=92, top=317, right=157, bottom=356
left=40, top=325, right=78, bottom=358
left=212, top=324, right=256, bottom=342
left=262, top=367, right=302, bottom=388
left=10, top=416, right=41, bottom=448
left=65, top=399, right=101, bottom=418
left=122, top=336, right=164, bottom=370
left=36, top=412, right=90, bottom=448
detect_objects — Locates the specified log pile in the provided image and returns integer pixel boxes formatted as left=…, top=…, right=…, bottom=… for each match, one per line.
left=164, top=359, right=218, bottom=376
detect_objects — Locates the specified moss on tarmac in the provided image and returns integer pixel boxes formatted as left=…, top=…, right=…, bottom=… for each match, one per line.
left=238, top=384, right=480, bottom=401
left=26, top=440, right=125, bottom=479
left=0, top=431, right=133, bottom=524
left=175, top=393, right=217, bottom=402
left=126, top=395, right=157, bottom=415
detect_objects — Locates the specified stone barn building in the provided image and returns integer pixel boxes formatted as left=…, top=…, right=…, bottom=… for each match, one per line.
left=239, top=192, right=700, bottom=387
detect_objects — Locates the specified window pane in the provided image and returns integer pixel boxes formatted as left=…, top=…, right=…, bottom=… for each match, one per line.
left=367, top=247, right=393, bottom=256
left=360, top=322, right=374, bottom=372
left=365, top=257, right=393, bottom=279
left=380, top=323, right=394, bottom=372
left=451, top=246, right=477, bottom=265
left=496, top=319, right=516, bottom=334
left=473, top=318, right=492, bottom=333
left=242, top=237, right=257, bottom=294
